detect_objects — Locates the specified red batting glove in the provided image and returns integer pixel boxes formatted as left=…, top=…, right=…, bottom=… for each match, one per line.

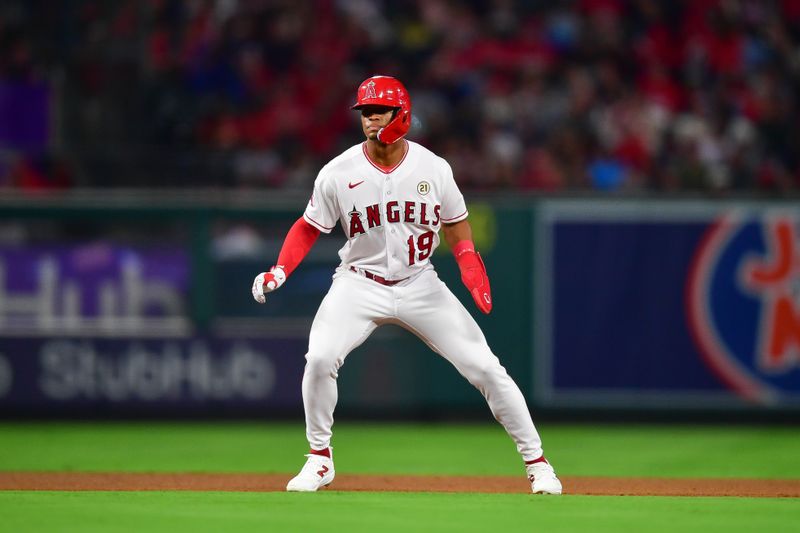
left=453, top=241, right=492, bottom=314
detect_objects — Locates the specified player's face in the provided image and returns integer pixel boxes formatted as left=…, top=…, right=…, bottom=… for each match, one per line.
left=360, top=105, right=396, bottom=140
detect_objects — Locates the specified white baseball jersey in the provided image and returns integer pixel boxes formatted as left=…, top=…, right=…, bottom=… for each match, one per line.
left=303, top=140, right=468, bottom=280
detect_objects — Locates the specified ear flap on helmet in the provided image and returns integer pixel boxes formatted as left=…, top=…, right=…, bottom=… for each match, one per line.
left=377, top=107, right=410, bottom=144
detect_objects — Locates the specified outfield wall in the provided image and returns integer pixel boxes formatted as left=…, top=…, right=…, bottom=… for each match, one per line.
left=0, top=193, right=798, bottom=417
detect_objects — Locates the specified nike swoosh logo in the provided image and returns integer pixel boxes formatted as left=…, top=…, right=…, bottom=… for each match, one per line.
left=349, top=181, right=365, bottom=189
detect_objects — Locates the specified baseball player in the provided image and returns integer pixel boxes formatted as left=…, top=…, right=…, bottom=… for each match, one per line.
left=252, top=75, right=561, bottom=495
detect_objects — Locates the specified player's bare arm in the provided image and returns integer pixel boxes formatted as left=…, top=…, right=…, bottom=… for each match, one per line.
left=443, top=220, right=493, bottom=314
left=442, top=219, right=473, bottom=246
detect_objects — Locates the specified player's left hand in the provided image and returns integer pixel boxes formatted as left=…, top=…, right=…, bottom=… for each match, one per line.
left=251, top=266, right=287, bottom=304
left=456, top=251, right=492, bottom=314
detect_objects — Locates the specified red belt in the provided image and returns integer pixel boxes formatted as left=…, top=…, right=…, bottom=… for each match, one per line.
left=349, top=267, right=407, bottom=286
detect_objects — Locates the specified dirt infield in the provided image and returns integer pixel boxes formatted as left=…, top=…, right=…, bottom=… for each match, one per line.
left=1, top=472, right=799, bottom=497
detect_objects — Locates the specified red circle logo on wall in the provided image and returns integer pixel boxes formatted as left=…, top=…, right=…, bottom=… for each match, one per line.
left=686, top=212, right=800, bottom=405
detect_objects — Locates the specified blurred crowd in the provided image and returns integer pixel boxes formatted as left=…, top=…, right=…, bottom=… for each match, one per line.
left=1, top=0, right=799, bottom=193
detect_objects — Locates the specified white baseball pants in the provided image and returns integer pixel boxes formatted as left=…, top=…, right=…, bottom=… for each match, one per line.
left=301, top=267, right=545, bottom=462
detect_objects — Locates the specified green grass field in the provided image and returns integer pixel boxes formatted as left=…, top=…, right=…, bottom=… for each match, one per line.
left=1, top=422, right=799, bottom=532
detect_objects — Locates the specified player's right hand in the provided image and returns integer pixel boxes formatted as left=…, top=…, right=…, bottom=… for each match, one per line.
left=251, top=266, right=287, bottom=304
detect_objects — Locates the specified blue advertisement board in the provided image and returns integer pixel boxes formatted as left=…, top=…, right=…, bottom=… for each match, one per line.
left=0, top=244, right=190, bottom=335
left=0, top=336, right=306, bottom=416
left=534, top=201, right=800, bottom=409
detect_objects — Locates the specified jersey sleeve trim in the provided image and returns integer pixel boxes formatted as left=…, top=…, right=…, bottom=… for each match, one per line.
left=441, top=209, right=469, bottom=223
left=303, top=213, right=335, bottom=233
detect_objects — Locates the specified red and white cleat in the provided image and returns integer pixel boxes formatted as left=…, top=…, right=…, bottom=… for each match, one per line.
left=286, top=450, right=335, bottom=492
left=526, top=459, right=562, bottom=495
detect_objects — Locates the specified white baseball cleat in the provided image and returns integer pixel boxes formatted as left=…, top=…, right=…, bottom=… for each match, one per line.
left=286, top=451, right=335, bottom=492
left=526, top=459, right=562, bottom=495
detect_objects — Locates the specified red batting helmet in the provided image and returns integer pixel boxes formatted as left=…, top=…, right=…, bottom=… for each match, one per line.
left=352, top=75, right=411, bottom=144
